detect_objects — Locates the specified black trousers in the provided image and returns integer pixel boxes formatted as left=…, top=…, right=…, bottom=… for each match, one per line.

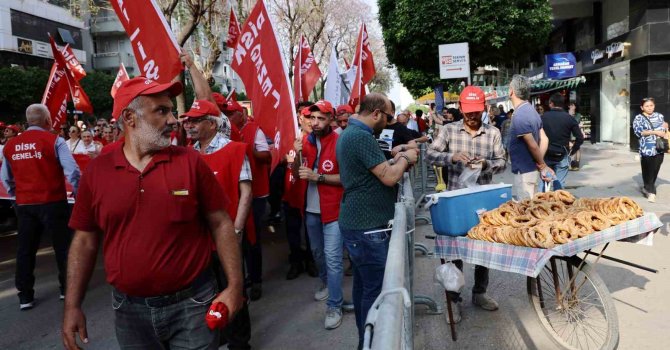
left=15, top=200, right=71, bottom=303
left=283, top=202, right=313, bottom=264
left=268, top=164, right=286, bottom=217
left=641, top=153, right=664, bottom=194
left=211, top=252, right=251, bottom=350
left=446, top=260, right=489, bottom=301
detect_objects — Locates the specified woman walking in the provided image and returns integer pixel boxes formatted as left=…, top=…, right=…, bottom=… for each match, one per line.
left=632, top=97, right=668, bottom=202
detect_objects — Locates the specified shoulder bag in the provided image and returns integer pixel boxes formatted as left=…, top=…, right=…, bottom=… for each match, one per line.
left=641, top=114, right=669, bottom=153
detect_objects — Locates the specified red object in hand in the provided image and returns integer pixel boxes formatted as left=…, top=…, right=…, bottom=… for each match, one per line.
left=205, top=302, right=229, bottom=330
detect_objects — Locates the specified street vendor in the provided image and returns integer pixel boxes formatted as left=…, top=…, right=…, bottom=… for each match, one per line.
left=426, top=86, right=507, bottom=323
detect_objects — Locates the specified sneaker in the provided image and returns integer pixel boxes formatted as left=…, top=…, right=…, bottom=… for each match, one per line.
left=305, top=260, right=319, bottom=278
left=472, top=293, right=499, bottom=311
left=641, top=187, right=649, bottom=197
left=20, top=301, right=34, bottom=311
left=445, top=301, right=461, bottom=324
left=342, top=300, right=354, bottom=312
left=249, top=283, right=262, bottom=301
left=324, top=307, right=342, bottom=330
left=314, top=283, right=328, bottom=301
left=60, top=294, right=65, bottom=301
left=286, top=262, right=304, bottom=280
left=648, top=193, right=656, bottom=203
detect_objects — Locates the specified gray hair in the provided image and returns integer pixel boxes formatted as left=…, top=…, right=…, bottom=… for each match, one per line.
left=510, top=74, right=531, bottom=101
left=119, top=95, right=146, bottom=132
left=25, top=104, right=50, bottom=126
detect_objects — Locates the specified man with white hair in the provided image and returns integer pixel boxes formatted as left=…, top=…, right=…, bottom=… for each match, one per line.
left=1, top=103, right=81, bottom=310
left=183, top=98, right=254, bottom=349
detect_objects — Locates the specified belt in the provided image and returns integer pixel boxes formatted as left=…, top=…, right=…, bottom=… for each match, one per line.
left=116, top=269, right=214, bottom=308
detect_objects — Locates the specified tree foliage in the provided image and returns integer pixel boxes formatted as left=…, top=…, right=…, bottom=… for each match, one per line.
left=378, top=0, right=552, bottom=97
left=0, top=67, right=50, bottom=123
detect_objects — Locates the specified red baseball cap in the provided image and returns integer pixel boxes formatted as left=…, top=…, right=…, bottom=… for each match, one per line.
left=212, top=93, right=226, bottom=111
left=6, top=124, right=20, bottom=133
left=0, top=122, right=5, bottom=129
left=308, top=100, right=334, bottom=114
left=112, top=77, right=183, bottom=118
left=182, top=100, right=221, bottom=119
left=300, top=107, right=311, bottom=116
left=221, top=100, right=244, bottom=114
left=336, top=105, right=353, bottom=115
left=459, top=86, right=486, bottom=114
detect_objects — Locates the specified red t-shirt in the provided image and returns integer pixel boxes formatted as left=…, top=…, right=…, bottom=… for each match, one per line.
left=69, top=144, right=228, bottom=296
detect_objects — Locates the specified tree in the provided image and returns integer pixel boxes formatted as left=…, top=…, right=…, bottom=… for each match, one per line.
left=0, top=67, right=50, bottom=123
left=378, top=0, right=552, bottom=97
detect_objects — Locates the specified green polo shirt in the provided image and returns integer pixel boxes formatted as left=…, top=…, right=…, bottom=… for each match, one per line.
left=336, top=119, right=396, bottom=230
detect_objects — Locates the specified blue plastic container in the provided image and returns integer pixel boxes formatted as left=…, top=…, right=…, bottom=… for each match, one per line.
left=427, top=184, right=513, bottom=236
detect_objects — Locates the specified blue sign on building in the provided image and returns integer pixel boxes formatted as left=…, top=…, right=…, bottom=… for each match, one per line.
left=545, top=53, right=577, bottom=79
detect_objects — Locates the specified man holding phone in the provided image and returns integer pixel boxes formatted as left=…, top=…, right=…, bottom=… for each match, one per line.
left=426, top=86, right=507, bottom=323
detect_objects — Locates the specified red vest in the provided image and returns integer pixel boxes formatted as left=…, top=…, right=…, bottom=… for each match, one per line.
left=3, top=130, right=66, bottom=205
left=301, top=131, right=343, bottom=223
left=240, top=121, right=270, bottom=198
left=201, top=142, right=256, bottom=244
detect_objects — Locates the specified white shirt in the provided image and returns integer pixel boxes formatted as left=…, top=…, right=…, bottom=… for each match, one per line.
left=254, top=129, right=269, bottom=152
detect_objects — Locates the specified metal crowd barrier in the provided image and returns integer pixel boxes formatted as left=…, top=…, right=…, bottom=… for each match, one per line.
left=363, top=174, right=441, bottom=350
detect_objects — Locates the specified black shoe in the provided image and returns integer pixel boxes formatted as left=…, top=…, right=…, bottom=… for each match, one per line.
left=286, top=262, right=304, bottom=280
left=250, top=283, right=262, bottom=301
left=305, top=260, right=319, bottom=278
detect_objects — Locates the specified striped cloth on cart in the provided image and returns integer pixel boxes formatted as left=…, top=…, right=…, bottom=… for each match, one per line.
left=433, top=213, right=662, bottom=277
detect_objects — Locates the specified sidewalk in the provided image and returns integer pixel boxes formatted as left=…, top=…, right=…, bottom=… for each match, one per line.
left=412, top=143, right=670, bottom=349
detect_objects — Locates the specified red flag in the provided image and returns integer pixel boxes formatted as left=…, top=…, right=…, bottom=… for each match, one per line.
left=111, top=0, right=182, bottom=83
left=41, top=63, right=70, bottom=130
left=49, top=36, right=93, bottom=114
left=297, top=35, right=322, bottom=102
left=226, top=88, right=237, bottom=103
left=348, top=23, right=376, bottom=107
left=110, top=63, right=130, bottom=98
left=226, top=8, right=241, bottom=49
left=231, top=0, right=298, bottom=172
left=61, top=45, right=86, bottom=81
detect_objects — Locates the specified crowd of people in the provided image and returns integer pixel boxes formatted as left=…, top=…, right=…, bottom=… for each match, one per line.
left=1, top=48, right=666, bottom=350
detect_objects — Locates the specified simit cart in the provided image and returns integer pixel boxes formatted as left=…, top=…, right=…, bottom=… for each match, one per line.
left=426, top=185, right=662, bottom=350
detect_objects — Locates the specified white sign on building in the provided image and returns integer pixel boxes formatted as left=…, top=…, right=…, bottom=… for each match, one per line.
left=438, top=42, right=471, bottom=80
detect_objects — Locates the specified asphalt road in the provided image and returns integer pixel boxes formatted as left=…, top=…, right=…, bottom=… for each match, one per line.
left=0, top=143, right=669, bottom=349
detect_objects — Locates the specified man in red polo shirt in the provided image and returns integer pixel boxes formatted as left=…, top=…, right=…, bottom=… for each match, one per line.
left=222, top=100, right=271, bottom=301
left=183, top=99, right=253, bottom=349
left=62, top=77, right=243, bottom=350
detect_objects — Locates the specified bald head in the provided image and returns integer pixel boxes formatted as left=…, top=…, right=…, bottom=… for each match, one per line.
left=26, top=104, right=52, bottom=128
left=358, top=93, right=390, bottom=117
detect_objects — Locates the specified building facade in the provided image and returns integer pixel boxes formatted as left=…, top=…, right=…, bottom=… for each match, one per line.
left=531, top=0, right=670, bottom=149
left=0, top=0, right=88, bottom=70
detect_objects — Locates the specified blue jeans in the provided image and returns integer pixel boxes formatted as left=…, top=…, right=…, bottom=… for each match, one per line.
left=341, top=226, right=390, bottom=349
left=305, top=212, right=343, bottom=309
left=538, top=154, right=570, bottom=191
left=112, top=276, right=218, bottom=349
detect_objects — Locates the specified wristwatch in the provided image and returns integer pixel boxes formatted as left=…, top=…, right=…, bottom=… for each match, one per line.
left=317, top=173, right=326, bottom=183
left=235, top=228, right=244, bottom=237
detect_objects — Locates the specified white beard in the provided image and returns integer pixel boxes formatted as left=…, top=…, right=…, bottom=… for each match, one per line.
left=135, top=117, right=171, bottom=152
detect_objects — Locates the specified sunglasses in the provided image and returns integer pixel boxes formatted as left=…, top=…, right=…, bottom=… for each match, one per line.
left=378, top=109, right=393, bottom=119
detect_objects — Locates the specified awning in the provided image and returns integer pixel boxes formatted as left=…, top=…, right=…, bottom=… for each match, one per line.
left=415, top=91, right=460, bottom=104
left=531, top=76, right=586, bottom=95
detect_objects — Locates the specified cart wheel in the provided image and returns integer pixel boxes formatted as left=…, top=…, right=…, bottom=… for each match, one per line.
left=527, top=256, right=619, bottom=350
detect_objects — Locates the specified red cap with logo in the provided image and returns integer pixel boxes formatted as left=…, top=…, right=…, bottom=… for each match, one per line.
left=182, top=100, right=221, bottom=119
left=112, top=77, right=183, bottom=118
left=308, top=100, right=334, bottom=114
left=300, top=107, right=311, bottom=116
left=459, top=86, right=486, bottom=114
left=336, top=105, right=354, bottom=115
left=221, top=100, right=244, bottom=114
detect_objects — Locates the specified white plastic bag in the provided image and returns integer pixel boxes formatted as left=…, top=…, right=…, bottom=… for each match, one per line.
left=457, top=166, right=482, bottom=188
left=434, top=262, right=464, bottom=292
